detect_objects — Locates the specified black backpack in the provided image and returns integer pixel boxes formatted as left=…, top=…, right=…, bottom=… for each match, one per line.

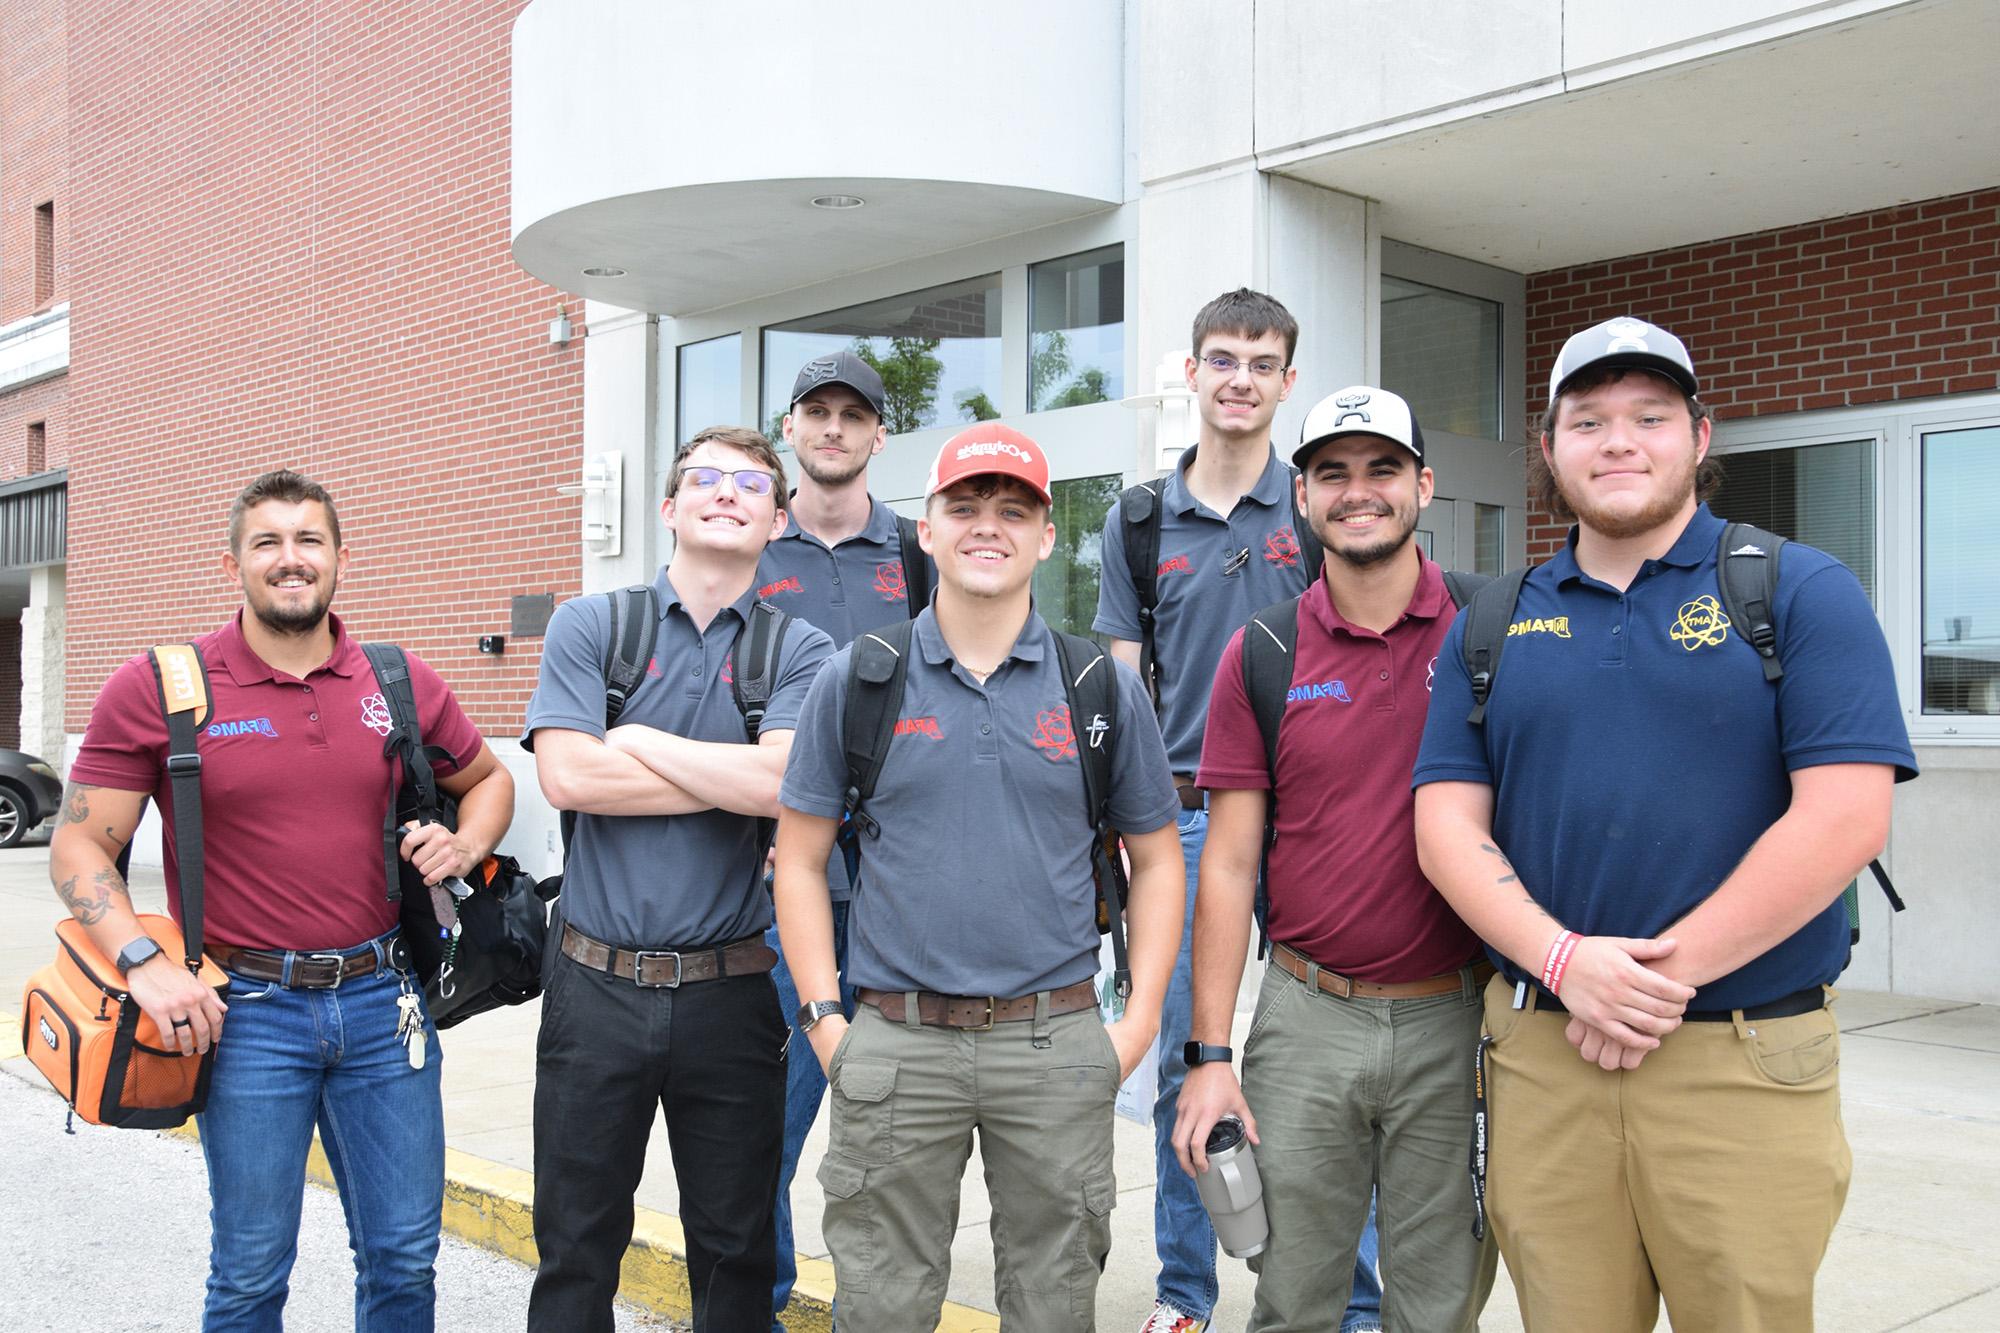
left=894, top=514, right=933, bottom=615
left=1120, top=454, right=1324, bottom=702
left=364, top=643, right=554, bottom=1030
left=1237, top=569, right=1492, bottom=956
left=1452, top=522, right=1903, bottom=939
left=835, top=619, right=1136, bottom=998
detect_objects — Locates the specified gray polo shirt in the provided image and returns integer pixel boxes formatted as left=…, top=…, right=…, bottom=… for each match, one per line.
left=1093, top=445, right=1310, bottom=776
left=780, top=608, right=1178, bottom=997
left=524, top=569, right=833, bottom=950
left=755, top=495, right=936, bottom=900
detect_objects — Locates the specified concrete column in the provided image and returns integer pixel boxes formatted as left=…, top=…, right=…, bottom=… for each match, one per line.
left=579, top=301, right=661, bottom=594
left=19, top=563, right=65, bottom=771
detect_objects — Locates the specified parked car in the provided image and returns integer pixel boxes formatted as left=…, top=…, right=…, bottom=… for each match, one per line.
left=0, top=749, right=64, bottom=849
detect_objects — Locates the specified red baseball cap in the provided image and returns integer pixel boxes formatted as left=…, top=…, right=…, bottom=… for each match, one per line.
left=924, top=424, right=1053, bottom=505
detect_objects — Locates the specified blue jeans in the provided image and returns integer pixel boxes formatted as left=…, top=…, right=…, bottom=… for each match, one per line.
left=1160, top=809, right=1382, bottom=1327
left=198, top=932, right=444, bottom=1333
left=768, top=900, right=856, bottom=1329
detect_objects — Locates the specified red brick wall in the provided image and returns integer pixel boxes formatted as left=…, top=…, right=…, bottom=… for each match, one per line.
left=1, top=0, right=67, bottom=322
left=0, top=374, right=67, bottom=477
left=1524, top=187, right=2000, bottom=560
left=63, top=0, right=583, bottom=732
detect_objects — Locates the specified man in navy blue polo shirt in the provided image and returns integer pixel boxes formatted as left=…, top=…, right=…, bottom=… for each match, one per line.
left=525, top=426, right=833, bottom=1332
left=752, top=350, right=936, bottom=1329
left=1413, top=317, right=1916, bottom=1331
left=775, top=424, right=1184, bottom=1331
left=1094, top=288, right=1382, bottom=1333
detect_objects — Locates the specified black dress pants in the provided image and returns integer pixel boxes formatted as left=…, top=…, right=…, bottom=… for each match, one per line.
left=527, top=948, right=786, bottom=1332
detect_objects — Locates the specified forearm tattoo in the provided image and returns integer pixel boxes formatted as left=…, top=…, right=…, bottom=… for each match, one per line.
left=1481, top=842, right=1552, bottom=919
left=57, top=866, right=131, bottom=927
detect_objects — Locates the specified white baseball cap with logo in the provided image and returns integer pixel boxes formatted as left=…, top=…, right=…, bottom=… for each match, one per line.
left=1548, top=316, right=1699, bottom=402
left=1292, top=386, right=1425, bottom=469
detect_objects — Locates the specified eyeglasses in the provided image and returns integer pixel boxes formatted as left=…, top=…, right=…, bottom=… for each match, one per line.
left=1201, top=353, right=1288, bottom=379
left=679, top=467, right=776, bottom=497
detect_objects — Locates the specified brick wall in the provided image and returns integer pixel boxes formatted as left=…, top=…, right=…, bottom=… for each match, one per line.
left=1523, top=187, right=2000, bottom=561
left=63, top=0, right=584, bottom=733
left=1, top=0, right=67, bottom=323
left=0, top=374, right=67, bottom=477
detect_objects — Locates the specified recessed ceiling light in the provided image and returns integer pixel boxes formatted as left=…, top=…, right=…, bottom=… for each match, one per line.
left=582, top=265, right=626, bottom=278
left=811, top=194, right=865, bottom=210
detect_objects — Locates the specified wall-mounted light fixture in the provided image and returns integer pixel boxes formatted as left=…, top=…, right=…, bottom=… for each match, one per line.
left=1121, top=349, right=1196, bottom=474
left=555, top=451, right=624, bottom=556
left=548, top=303, right=573, bottom=347
left=477, top=635, right=506, bottom=655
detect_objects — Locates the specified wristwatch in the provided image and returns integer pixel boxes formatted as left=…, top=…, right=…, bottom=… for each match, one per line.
left=796, top=999, right=844, bottom=1033
left=1183, top=1041, right=1233, bottom=1068
left=115, top=936, right=165, bottom=976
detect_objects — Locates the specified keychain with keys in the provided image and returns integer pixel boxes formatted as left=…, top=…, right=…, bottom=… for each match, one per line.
left=396, top=974, right=427, bottom=1070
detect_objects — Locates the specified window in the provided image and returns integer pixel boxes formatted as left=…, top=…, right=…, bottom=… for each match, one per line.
left=27, top=421, right=47, bottom=473
left=1029, top=246, right=1123, bottom=413
left=676, top=334, right=742, bottom=447
left=1473, top=503, right=1505, bottom=576
left=33, top=201, right=54, bottom=309
left=1035, top=473, right=1122, bottom=642
left=1921, top=425, right=2000, bottom=717
left=1380, top=275, right=1500, bottom=438
left=761, top=275, right=1002, bottom=437
left=1709, top=439, right=1877, bottom=602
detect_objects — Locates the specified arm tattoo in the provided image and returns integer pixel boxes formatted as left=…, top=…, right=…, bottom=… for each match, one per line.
left=57, top=867, right=131, bottom=927
left=1481, top=842, right=1553, bottom=919
left=58, top=782, right=92, bottom=827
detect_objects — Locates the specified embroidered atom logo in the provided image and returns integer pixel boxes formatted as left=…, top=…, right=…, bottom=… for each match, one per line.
left=1264, top=527, right=1302, bottom=567
left=874, top=560, right=908, bottom=603
left=360, top=693, right=393, bottom=737
left=1669, top=595, right=1731, bottom=651
left=1032, top=706, right=1076, bottom=761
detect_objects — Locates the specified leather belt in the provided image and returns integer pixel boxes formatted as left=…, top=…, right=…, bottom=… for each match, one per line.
left=859, top=979, right=1099, bottom=1030
left=1274, top=942, right=1493, bottom=1000
left=1531, top=983, right=1828, bottom=1024
left=210, top=936, right=404, bottom=990
left=560, top=923, right=776, bottom=988
left=1174, top=777, right=1204, bottom=811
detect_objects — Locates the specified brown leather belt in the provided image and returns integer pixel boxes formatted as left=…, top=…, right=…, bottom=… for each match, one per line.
left=1273, top=942, right=1493, bottom=1000
left=1174, top=777, right=1204, bottom=810
left=210, top=937, right=403, bottom=990
left=560, top=923, right=776, bottom=988
left=859, top=979, right=1099, bottom=1029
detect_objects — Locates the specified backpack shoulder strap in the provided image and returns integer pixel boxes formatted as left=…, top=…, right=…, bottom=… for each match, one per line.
left=731, top=602, right=792, bottom=743
left=1120, top=477, right=1168, bottom=701
left=840, top=618, right=917, bottom=840
left=1051, top=629, right=1129, bottom=998
left=895, top=514, right=931, bottom=618
left=147, top=645, right=211, bottom=969
left=1441, top=569, right=1494, bottom=609
left=363, top=642, right=436, bottom=903
left=1284, top=466, right=1325, bottom=589
left=1460, top=565, right=1531, bottom=726
left=1717, top=521, right=1787, bottom=683
left=604, top=585, right=660, bottom=726
left=1242, top=598, right=1301, bottom=784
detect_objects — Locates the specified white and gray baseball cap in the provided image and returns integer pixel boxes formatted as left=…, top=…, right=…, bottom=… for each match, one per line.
left=1549, top=316, right=1698, bottom=402
left=1293, top=386, right=1424, bottom=468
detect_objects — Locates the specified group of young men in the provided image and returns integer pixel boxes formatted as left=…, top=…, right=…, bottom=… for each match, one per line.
left=50, top=286, right=1912, bottom=1333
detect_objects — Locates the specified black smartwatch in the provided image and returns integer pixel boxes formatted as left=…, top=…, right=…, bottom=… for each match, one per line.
left=796, top=999, right=844, bottom=1033
left=1183, top=1041, right=1233, bottom=1068
left=115, top=936, right=165, bottom=976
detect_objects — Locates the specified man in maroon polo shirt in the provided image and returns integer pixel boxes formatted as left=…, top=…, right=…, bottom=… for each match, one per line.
left=1172, top=389, right=1497, bottom=1332
left=51, top=468, right=514, bottom=1329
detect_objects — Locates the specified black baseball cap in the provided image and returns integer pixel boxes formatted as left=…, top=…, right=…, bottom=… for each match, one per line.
left=1549, top=316, right=1699, bottom=402
left=790, top=349, right=886, bottom=419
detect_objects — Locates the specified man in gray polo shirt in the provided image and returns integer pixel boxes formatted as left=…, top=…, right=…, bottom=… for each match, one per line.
left=775, top=423, right=1185, bottom=1330
left=524, top=426, right=833, bottom=1332
left=1094, top=288, right=1383, bottom=1333
left=752, top=349, right=936, bottom=1329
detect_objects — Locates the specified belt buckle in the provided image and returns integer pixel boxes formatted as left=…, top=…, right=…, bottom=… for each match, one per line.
left=966, top=996, right=997, bottom=1031
left=304, top=952, right=348, bottom=989
left=634, top=950, right=683, bottom=988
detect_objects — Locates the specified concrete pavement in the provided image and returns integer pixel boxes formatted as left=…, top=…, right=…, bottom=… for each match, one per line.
left=4, top=838, right=1998, bottom=1330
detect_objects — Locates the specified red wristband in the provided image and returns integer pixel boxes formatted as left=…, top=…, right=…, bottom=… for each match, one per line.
left=1545, top=933, right=1582, bottom=996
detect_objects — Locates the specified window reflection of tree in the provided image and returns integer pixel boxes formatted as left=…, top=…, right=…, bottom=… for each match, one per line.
left=1036, top=473, right=1122, bottom=643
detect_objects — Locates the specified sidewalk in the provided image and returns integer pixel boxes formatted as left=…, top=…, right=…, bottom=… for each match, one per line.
left=4, top=839, right=1998, bottom=1329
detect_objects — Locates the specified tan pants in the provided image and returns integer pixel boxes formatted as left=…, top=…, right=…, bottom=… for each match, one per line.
left=817, top=1000, right=1118, bottom=1330
left=1482, top=975, right=1850, bottom=1332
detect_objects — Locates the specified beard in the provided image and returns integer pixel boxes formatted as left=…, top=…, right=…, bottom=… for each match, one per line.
left=1551, top=442, right=1699, bottom=540
left=1307, top=501, right=1419, bottom=570
left=250, top=574, right=335, bottom=637
left=794, top=443, right=870, bottom=488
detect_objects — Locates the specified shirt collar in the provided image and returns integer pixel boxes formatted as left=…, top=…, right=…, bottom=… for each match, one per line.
left=1165, top=443, right=1293, bottom=517
left=1299, top=551, right=1451, bottom=638
left=775, top=495, right=901, bottom=549
left=652, top=566, right=760, bottom=628
left=912, top=605, right=1049, bottom=669
left=214, top=610, right=362, bottom=685
left=1550, top=503, right=1723, bottom=586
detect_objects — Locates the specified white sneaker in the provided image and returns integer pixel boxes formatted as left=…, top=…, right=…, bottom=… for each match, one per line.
left=1138, top=1303, right=1207, bottom=1333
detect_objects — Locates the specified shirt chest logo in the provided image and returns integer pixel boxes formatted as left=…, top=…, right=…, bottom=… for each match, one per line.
left=360, top=694, right=393, bottom=737
left=758, top=575, right=802, bottom=599
left=893, top=715, right=943, bottom=740
left=1031, top=705, right=1076, bottom=761
left=1263, top=527, right=1303, bottom=568
left=205, top=716, right=280, bottom=739
left=873, top=560, right=908, bottom=603
left=1507, top=616, right=1572, bottom=639
left=1669, top=595, right=1731, bottom=651
left=1287, top=679, right=1352, bottom=705
left=1158, top=553, right=1193, bottom=577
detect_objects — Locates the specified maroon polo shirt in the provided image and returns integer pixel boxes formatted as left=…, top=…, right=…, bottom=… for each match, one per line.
left=70, top=611, right=484, bottom=952
left=1198, top=556, right=1484, bottom=982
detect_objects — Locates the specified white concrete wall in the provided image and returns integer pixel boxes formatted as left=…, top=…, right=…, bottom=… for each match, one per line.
left=578, top=303, right=660, bottom=595
left=20, top=565, right=65, bottom=771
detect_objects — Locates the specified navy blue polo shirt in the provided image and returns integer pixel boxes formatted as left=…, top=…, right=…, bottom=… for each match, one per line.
left=780, top=608, right=1179, bottom=997
left=1094, top=445, right=1312, bottom=776
left=524, top=568, right=833, bottom=950
left=755, top=495, right=935, bottom=900
left=1414, top=505, right=1916, bottom=1010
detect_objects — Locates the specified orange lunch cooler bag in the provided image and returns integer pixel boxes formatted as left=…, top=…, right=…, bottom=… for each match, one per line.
left=19, top=644, right=229, bottom=1129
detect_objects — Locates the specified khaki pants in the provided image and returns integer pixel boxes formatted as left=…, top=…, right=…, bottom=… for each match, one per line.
left=817, top=1000, right=1119, bottom=1330
left=1482, top=975, right=1850, bottom=1332
left=1243, top=965, right=1497, bottom=1333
